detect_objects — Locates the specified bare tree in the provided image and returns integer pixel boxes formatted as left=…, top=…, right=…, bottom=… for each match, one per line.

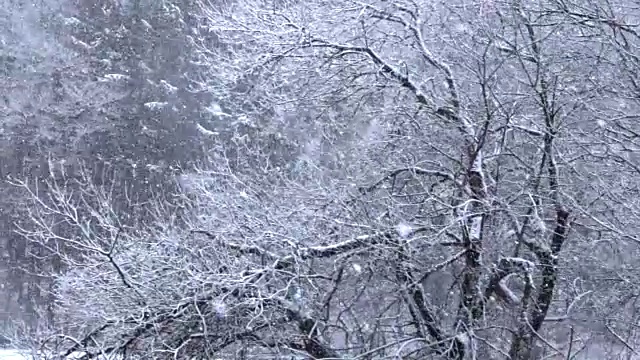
left=0, top=0, right=212, bottom=332
left=15, top=0, right=640, bottom=359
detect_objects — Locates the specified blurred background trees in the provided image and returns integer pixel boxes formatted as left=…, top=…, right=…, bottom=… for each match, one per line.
left=0, top=0, right=213, bottom=330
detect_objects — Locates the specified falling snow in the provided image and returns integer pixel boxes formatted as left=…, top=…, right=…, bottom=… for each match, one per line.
left=396, top=223, right=413, bottom=238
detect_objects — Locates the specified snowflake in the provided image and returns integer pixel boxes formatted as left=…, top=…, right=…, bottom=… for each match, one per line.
left=144, top=102, right=168, bottom=110
left=396, top=223, right=413, bottom=238
left=196, top=123, right=218, bottom=136
left=213, top=301, right=226, bottom=318
left=160, top=80, right=178, bottom=94
left=205, top=102, right=231, bottom=117
left=102, top=73, right=130, bottom=82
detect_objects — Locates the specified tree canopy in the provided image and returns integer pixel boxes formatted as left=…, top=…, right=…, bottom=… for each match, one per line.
left=2, top=0, right=640, bottom=359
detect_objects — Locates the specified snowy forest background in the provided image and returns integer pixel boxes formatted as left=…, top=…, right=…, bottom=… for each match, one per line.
left=1, top=0, right=640, bottom=359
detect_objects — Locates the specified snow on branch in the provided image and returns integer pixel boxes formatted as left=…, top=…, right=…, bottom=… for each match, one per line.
left=193, top=229, right=390, bottom=270
left=275, top=231, right=389, bottom=269
left=358, top=2, right=460, bottom=110
left=358, top=166, right=455, bottom=196
left=495, top=124, right=545, bottom=136
left=521, top=235, right=552, bottom=258
left=484, top=257, right=536, bottom=305
left=305, top=39, right=436, bottom=110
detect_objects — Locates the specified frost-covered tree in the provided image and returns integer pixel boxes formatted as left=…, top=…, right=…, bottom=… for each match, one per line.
left=16, top=0, right=640, bottom=359
left=0, top=0, right=131, bottom=329
left=59, top=0, right=210, bottom=189
left=0, top=0, right=211, bottom=332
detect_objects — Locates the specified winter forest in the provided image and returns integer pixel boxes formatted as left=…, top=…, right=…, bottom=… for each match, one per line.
left=1, top=0, right=640, bottom=359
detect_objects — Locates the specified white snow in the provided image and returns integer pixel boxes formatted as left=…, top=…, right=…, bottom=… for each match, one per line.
left=293, top=288, right=303, bottom=303
left=498, top=278, right=520, bottom=304
left=205, top=102, right=231, bottom=118
left=140, top=19, right=153, bottom=30
left=455, top=332, right=470, bottom=347
left=70, top=36, right=91, bottom=50
left=0, top=350, right=123, bottom=359
left=196, top=123, right=219, bottom=136
left=98, top=59, right=112, bottom=67
left=143, top=101, right=168, bottom=110
left=503, top=257, right=535, bottom=270
left=469, top=216, right=482, bottom=240
left=67, top=352, right=123, bottom=359
left=101, top=74, right=130, bottom=82
left=395, top=222, right=413, bottom=238
left=510, top=124, right=544, bottom=136
left=159, top=80, right=178, bottom=94
left=0, top=350, right=31, bottom=360
left=470, top=150, right=483, bottom=174
left=531, top=212, right=547, bottom=234
left=63, top=17, right=82, bottom=26
left=213, top=300, right=226, bottom=318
